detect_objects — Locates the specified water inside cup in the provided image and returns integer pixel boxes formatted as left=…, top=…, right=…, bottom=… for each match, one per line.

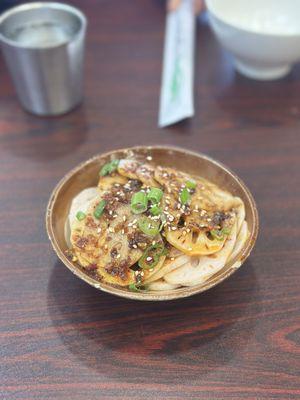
left=8, top=21, right=73, bottom=47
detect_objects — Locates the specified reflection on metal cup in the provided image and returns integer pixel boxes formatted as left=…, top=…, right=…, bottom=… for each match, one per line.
left=0, top=2, right=87, bottom=116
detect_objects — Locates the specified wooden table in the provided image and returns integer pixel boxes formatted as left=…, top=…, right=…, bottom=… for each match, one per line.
left=0, top=1, right=299, bottom=399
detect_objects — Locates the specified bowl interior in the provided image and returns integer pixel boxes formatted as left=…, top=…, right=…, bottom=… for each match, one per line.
left=46, top=146, right=258, bottom=301
left=206, top=0, right=300, bottom=36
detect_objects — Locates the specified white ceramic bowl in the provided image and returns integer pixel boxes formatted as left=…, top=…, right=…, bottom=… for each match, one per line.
left=206, top=0, right=300, bottom=80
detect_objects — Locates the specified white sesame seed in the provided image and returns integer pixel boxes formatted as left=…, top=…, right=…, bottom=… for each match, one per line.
left=146, top=156, right=152, bottom=161
left=188, top=247, right=193, bottom=251
left=170, top=257, right=175, bottom=261
left=133, top=244, right=138, bottom=249
left=123, top=216, right=127, bottom=222
left=171, top=226, right=177, bottom=231
left=146, top=256, right=153, bottom=261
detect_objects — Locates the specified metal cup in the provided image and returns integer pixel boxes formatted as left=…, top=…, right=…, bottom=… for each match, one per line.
left=0, top=2, right=87, bottom=116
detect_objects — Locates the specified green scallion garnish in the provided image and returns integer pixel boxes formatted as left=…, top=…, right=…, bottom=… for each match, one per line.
left=93, top=199, right=106, bottom=219
left=138, top=242, right=165, bottom=270
left=138, top=216, right=160, bottom=236
left=186, top=180, right=196, bottom=190
left=76, top=211, right=86, bottom=221
left=131, top=191, right=148, bottom=214
left=149, top=204, right=162, bottom=216
left=180, top=187, right=191, bottom=205
left=147, top=187, right=163, bottom=204
left=99, top=159, right=120, bottom=176
left=210, top=227, right=231, bottom=241
left=128, top=283, right=140, bottom=292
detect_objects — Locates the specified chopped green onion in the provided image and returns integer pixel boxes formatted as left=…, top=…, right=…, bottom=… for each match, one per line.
left=150, top=204, right=162, bottom=216
left=76, top=211, right=86, bottom=221
left=138, top=242, right=165, bottom=270
left=222, top=227, right=231, bottom=235
left=210, top=227, right=231, bottom=241
left=186, top=180, right=196, bottom=190
left=99, top=159, right=119, bottom=176
left=138, top=216, right=160, bottom=236
left=147, top=187, right=163, bottom=204
left=128, top=283, right=140, bottom=292
left=131, top=191, right=148, bottom=214
left=159, top=213, right=167, bottom=231
left=93, top=199, right=106, bottom=219
left=180, top=187, right=191, bottom=205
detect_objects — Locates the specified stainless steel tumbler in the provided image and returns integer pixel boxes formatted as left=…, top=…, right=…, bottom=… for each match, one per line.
left=0, top=2, right=87, bottom=116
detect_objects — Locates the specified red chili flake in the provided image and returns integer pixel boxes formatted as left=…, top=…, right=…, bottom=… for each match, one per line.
left=86, top=263, right=98, bottom=271
left=85, top=217, right=98, bottom=228
left=76, top=237, right=89, bottom=249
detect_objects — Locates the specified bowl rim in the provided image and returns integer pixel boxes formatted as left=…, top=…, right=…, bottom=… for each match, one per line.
left=46, top=145, right=259, bottom=301
left=206, top=0, right=300, bottom=38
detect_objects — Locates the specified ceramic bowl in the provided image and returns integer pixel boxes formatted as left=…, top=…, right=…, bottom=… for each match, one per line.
left=206, top=0, right=300, bottom=80
left=46, top=146, right=259, bottom=301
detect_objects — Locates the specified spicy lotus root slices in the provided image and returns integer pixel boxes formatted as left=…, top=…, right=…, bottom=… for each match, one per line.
left=153, top=166, right=237, bottom=256
left=69, top=157, right=249, bottom=292
left=118, top=159, right=160, bottom=188
left=71, top=195, right=165, bottom=286
left=163, top=218, right=238, bottom=287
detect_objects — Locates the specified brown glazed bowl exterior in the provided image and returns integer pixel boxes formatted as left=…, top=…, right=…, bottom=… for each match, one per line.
left=46, top=146, right=259, bottom=301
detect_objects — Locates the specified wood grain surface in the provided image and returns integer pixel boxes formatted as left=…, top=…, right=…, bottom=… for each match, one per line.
left=0, top=1, right=299, bottom=399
